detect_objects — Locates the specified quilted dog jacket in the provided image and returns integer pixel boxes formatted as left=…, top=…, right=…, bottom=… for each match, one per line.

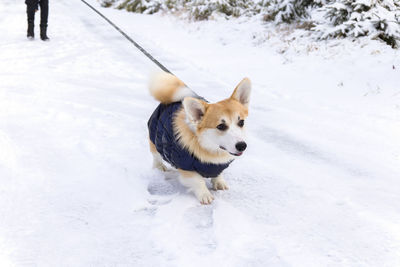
left=148, top=101, right=232, bottom=178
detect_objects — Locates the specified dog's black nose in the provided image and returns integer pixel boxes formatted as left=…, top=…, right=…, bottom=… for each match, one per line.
left=235, top=142, right=247, bottom=152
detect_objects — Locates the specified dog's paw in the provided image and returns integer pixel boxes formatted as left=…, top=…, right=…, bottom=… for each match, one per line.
left=212, top=177, right=229, bottom=191
left=195, top=189, right=214, bottom=205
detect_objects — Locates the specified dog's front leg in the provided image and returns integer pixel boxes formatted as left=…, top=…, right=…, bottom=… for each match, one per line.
left=211, top=174, right=229, bottom=191
left=178, top=169, right=214, bottom=205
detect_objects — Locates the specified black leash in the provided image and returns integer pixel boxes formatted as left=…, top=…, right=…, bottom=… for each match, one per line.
left=80, top=0, right=173, bottom=75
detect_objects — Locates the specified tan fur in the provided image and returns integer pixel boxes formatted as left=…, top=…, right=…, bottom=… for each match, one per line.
left=149, top=72, right=186, bottom=104
left=197, top=98, right=248, bottom=133
left=178, top=169, right=196, bottom=178
left=149, top=139, right=157, bottom=153
left=173, top=97, right=248, bottom=164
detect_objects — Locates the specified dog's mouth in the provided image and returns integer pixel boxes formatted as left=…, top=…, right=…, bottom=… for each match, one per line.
left=219, top=146, right=243, bottom=156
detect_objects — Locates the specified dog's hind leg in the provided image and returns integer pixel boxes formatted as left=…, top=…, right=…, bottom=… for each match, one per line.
left=149, top=139, right=168, bottom=171
left=178, top=169, right=214, bottom=205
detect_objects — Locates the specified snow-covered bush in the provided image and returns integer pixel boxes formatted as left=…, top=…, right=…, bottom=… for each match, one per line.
left=99, top=0, right=400, bottom=48
left=314, top=0, right=400, bottom=47
left=263, top=0, right=319, bottom=23
left=187, top=0, right=255, bottom=20
left=100, top=0, right=257, bottom=19
left=100, top=0, right=162, bottom=14
left=100, top=0, right=116, bottom=8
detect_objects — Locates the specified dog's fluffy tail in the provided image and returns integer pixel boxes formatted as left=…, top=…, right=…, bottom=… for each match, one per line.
left=149, top=72, right=195, bottom=104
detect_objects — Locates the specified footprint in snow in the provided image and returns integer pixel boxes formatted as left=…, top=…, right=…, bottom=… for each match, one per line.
left=146, top=170, right=181, bottom=205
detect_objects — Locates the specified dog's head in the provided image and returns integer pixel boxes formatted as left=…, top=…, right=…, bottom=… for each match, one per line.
left=182, top=78, right=251, bottom=157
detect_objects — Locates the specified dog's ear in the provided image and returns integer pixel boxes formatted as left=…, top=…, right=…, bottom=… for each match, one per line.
left=182, top=97, right=207, bottom=123
left=231, top=78, right=251, bottom=108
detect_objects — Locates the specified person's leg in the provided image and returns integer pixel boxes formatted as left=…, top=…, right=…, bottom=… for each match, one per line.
left=39, top=0, right=49, bottom=40
left=26, top=1, right=37, bottom=38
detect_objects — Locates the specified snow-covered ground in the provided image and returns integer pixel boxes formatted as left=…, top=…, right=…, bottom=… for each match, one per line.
left=1, top=0, right=400, bottom=266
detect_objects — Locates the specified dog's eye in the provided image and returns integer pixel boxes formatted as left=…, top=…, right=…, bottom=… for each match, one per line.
left=238, top=120, right=245, bottom=127
left=216, top=123, right=228, bottom=131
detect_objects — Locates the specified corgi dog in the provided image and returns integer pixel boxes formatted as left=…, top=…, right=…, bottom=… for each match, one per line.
left=148, top=72, right=251, bottom=204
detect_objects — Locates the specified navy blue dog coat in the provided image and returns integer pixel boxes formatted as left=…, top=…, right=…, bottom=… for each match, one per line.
left=148, top=101, right=232, bottom=178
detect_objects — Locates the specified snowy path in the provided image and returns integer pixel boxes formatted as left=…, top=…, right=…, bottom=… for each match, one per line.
left=1, top=0, right=400, bottom=266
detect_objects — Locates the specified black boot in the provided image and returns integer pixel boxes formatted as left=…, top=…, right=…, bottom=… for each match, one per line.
left=40, top=26, right=49, bottom=41
left=26, top=2, right=36, bottom=39
left=27, top=23, right=34, bottom=39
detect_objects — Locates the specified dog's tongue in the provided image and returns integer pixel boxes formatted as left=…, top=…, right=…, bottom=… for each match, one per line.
left=220, top=146, right=243, bottom=156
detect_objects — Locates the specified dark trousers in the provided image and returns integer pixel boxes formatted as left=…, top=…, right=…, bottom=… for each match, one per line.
left=26, top=0, right=48, bottom=28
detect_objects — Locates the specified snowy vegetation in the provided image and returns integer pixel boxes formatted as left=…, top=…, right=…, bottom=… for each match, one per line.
left=99, top=0, right=400, bottom=48
left=314, top=0, right=400, bottom=48
left=99, top=0, right=259, bottom=19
